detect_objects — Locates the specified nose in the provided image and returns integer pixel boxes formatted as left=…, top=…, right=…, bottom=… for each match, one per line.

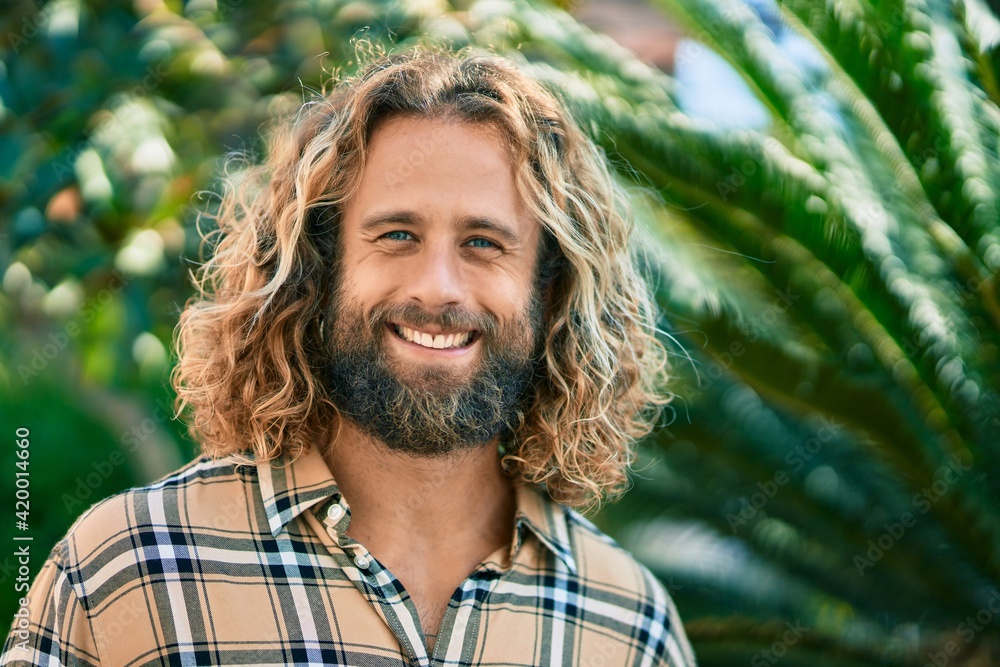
left=404, top=242, right=466, bottom=309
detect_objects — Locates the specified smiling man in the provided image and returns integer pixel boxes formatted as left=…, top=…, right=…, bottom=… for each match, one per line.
left=2, top=49, right=696, bottom=666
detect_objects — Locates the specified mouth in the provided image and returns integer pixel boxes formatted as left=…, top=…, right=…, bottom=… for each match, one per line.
left=387, top=322, right=480, bottom=350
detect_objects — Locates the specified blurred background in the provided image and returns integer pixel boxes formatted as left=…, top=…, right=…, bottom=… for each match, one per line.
left=3, top=0, right=1000, bottom=664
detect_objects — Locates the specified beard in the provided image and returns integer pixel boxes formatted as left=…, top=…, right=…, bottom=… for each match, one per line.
left=319, top=278, right=546, bottom=458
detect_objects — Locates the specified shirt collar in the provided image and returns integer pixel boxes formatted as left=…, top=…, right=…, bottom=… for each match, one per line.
left=251, top=444, right=577, bottom=574
left=254, top=445, right=341, bottom=537
left=509, top=475, right=578, bottom=574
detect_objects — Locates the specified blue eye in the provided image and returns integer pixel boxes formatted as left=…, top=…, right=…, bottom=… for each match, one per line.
left=467, top=238, right=497, bottom=249
left=383, top=231, right=413, bottom=241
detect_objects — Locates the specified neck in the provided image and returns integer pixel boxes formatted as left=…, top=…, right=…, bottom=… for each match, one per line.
left=321, top=417, right=517, bottom=557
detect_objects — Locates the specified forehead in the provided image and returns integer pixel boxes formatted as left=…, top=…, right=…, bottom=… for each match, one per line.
left=366, top=114, right=512, bottom=168
left=345, top=116, right=534, bottom=231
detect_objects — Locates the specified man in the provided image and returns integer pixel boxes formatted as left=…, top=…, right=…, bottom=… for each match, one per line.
left=2, top=48, right=696, bottom=666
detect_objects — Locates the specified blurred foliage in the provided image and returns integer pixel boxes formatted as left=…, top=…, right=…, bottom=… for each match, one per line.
left=2, top=0, right=1000, bottom=665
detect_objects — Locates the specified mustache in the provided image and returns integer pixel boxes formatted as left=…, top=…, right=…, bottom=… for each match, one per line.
left=366, top=301, right=500, bottom=337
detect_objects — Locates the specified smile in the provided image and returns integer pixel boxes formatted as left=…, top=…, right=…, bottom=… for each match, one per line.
left=390, top=323, right=478, bottom=350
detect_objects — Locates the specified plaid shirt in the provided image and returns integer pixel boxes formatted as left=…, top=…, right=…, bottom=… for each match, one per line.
left=2, top=444, right=696, bottom=666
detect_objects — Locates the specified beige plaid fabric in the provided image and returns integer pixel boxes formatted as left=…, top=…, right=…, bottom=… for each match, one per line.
left=2, top=444, right=696, bottom=666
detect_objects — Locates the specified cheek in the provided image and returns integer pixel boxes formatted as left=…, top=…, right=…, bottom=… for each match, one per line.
left=339, top=258, right=392, bottom=302
left=481, top=280, right=536, bottom=323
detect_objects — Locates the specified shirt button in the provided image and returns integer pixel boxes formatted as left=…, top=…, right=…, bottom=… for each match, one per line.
left=354, top=554, right=370, bottom=569
left=326, top=504, right=344, bottom=522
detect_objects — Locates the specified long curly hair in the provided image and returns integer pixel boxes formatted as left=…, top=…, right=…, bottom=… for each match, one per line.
left=171, top=45, right=672, bottom=511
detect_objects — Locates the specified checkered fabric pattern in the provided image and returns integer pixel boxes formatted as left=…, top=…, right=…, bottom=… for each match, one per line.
left=1, top=444, right=696, bottom=666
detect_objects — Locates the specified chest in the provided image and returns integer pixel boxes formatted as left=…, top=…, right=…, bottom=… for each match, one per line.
left=382, top=555, right=485, bottom=649
left=96, top=541, right=656, bottom=667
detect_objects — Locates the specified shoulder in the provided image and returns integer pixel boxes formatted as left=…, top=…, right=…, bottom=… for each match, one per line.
left=562, top=508, right=698, bottom=666
left=562, top=507, right=666, bottom=600
left=57, top=454, right=257, bottom=575
left=7, top=456, right=261, bottom=665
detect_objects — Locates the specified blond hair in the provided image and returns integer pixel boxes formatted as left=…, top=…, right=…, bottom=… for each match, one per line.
left=171, top=46, right=672, bottom=511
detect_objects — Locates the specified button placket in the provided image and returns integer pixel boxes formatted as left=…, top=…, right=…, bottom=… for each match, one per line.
left=321, top=496, right=350, bottom=541
left=326, top=503, right=344, bottom=522
left=319, top=499, right=377, bottom=576
left=308, top=495, right=426, bottom=663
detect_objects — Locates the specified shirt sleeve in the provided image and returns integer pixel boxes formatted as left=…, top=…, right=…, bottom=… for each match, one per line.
left=0, top=541, right=102, bottom=667
left=640, top=567, right=697, bottom=667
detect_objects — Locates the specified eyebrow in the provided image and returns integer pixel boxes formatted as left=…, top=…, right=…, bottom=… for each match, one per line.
left=359, top=211, right=418, bottom=232
left=359, top=212, right=522, bottom=246
left=461, top=216, right=521, bottom=246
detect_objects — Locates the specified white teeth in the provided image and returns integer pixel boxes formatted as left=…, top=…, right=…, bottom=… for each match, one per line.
left=394, top=325, right=473, bottom=349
